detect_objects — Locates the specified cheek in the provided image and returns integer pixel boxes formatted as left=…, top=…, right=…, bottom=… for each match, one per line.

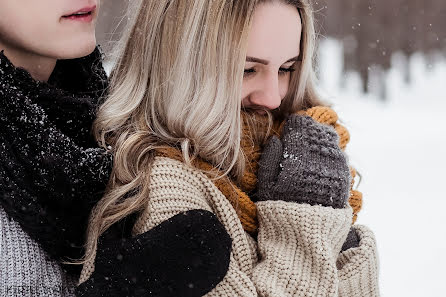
left=241, top=79, right=252, bottom=102
left=0, top=6, right=56, bottom=50
left=279, top=75, right=291, bottom=99
left=0, top=19, right=37, bottom=53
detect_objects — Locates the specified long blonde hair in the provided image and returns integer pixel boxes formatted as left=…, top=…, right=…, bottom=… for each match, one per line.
left=83, top=0, right=324, bottom=264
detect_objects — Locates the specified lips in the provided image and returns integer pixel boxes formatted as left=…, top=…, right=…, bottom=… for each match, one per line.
left=62, top=5, right=96, bottom=21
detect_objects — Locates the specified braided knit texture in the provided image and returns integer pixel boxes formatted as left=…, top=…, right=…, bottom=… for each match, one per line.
left=80, top=157, right=379, bottom=296
left=300, top=107, right=362, bottom=223
left=257, top=114, right=351, bottom=208
left=278, top=106, right=363, bottom=223
left=0, top=207, right=76, bottom=297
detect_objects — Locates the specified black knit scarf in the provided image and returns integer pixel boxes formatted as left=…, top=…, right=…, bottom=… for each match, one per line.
left=0, top=48, right=112, bottom=273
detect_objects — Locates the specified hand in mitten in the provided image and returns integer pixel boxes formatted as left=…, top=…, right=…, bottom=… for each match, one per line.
left=76, top=210, right=232, bottom=297
left=256, top=114, right=351, bottom=208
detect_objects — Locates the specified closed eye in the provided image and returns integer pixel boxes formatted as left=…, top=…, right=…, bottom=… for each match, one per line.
left=243, top=68, right=256, bottom=78
left=243, top=66, right=296, bottom=78
left=278, top=67, right=295, bottom=75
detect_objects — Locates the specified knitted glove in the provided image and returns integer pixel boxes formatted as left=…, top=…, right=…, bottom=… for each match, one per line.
left=76, top=210, right=232, bottom=297
left=256, top=114, right=351, bottom=208
left=341, top=228, right=360, bottom=252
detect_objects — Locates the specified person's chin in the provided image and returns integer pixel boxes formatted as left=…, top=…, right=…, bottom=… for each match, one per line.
left=56, top=36, right=97, bottom=59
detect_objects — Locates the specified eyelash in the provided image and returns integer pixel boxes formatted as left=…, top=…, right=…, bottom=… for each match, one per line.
left=243, top=67, right=296, bottom=77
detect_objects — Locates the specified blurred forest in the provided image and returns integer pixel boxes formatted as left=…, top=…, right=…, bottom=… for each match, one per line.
left=97, top=0, right=446, bottom=92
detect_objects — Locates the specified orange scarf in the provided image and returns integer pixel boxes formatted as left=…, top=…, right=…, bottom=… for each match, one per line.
left=156, top=106, right=362, bottom=234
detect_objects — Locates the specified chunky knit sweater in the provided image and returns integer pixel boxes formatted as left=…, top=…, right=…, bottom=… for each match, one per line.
left=79, top=156, right=379, bottom=296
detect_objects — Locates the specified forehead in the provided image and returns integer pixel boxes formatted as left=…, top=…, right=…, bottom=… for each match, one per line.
left=247, top=2, right=302, bottom=62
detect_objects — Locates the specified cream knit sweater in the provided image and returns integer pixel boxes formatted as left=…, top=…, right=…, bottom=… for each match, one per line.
left=80, top=157, right=380, bottom=296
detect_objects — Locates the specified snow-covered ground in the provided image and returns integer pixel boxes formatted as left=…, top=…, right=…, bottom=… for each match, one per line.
left=318, top=39, right=446, bottom=297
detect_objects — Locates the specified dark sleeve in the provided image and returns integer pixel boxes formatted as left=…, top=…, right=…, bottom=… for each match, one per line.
left=76, top=209, right=232, bottom=297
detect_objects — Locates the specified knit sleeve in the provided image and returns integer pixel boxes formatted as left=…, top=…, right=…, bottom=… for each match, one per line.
left=80, top=157, right=288, bottom=296
left=337, top=225, right=380, bottom=297
left=208, top=201, right=358, bottom=297
left=253, top=200, right=353, bottom=296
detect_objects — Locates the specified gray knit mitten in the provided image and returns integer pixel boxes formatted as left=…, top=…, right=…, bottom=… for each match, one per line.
left=256, top=114, right=350, bottom=208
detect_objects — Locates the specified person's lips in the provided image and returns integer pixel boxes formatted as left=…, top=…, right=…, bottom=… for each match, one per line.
left=62, top=5, right=96, bottom=22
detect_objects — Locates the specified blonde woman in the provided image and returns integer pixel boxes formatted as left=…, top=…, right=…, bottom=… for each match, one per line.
left=78, top=0, right=380, bottom=296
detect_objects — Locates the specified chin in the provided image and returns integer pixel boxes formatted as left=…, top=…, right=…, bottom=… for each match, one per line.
left=54, top=35, right=97, bottom=59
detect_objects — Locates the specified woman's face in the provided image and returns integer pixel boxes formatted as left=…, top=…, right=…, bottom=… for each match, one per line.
left=241, top=2, right=302, bottom=113
left=0, top=0, right=99, bottom=60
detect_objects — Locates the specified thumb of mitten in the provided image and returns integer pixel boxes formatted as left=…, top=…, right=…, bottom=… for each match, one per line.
left=256, top=136, right=283, bottom=201
left=341, top=227, right=360, bottom=252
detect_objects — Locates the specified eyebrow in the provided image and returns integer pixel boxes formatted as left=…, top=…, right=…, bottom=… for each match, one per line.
left=245, top=55, right=301, bottom=65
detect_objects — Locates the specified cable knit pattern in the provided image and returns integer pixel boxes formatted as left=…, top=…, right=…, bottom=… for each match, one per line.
left=80, top=157, right=380, bottom=296
left=274, top=106, right=363, bottom=223
left=254, top=201, right=352, bottom=296
left=258, top=115, right=351, bottom=209
left=0, top=208, right=76, bottom=297
left=155, top=108, right=361, bottom=235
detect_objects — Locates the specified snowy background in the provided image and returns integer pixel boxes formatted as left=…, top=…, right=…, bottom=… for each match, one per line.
left=317, top=38, right=446, bottom=297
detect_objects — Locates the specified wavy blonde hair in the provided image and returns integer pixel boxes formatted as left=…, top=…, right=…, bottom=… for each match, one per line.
left=83, top=0, right=324, bottom=264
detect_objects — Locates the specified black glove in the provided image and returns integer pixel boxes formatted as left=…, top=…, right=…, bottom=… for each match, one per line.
left=76, top=210, right=232, bottom=297
left=256, top=114, right=350, bottom=208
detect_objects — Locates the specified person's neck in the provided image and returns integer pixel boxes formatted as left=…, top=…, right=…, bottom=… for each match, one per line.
left=0, top=43, right=56, bottom=82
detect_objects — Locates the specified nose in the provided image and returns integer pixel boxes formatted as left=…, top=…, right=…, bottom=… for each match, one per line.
left=248, top=74, right=282, bottom=110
